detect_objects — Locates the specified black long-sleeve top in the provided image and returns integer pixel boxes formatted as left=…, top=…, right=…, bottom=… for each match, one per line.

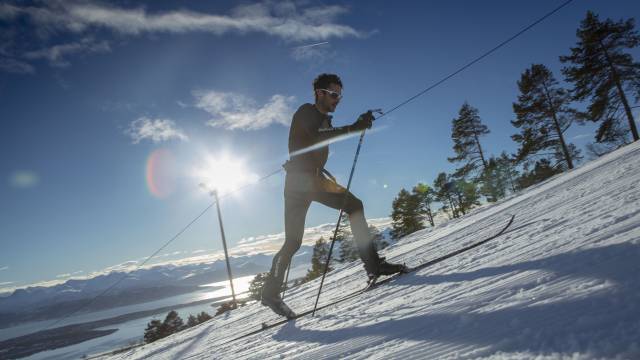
left=285, top=103, right=352, bottom=172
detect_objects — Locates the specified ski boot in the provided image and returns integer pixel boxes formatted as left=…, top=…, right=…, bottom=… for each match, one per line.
left=365, top=257, right=409, bottom=289
left=261, top=276, right=297, bottom=319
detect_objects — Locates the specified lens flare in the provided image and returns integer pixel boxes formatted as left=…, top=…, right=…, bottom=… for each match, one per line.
left=146, top=149, right=176, bottom=198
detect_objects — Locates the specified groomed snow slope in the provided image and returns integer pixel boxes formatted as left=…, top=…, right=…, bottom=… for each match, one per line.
left=104, top=142, right=640, bottom=360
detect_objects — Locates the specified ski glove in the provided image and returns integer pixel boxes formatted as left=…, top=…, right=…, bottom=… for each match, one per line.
left=350, top=111, right=375, bottom=131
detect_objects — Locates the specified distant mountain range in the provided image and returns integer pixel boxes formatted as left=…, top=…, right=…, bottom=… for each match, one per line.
left=0, top=218, right=393, bottom=327
left=0, top=253, right=282, bottom=327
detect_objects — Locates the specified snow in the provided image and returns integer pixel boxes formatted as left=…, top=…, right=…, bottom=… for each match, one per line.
left=99, top=142, right=640, bottom=359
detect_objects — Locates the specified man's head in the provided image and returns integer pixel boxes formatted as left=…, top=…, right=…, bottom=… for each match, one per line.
left=313, top=73, right=342, bottom=114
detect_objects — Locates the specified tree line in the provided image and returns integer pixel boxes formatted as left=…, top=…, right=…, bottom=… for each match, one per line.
left=390, top=10, right=640, bottom=239
left=143, top=310, right=213, bottom=344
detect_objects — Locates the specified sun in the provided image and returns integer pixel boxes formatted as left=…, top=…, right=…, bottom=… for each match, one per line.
left=194, top=153, right=258, bottom=196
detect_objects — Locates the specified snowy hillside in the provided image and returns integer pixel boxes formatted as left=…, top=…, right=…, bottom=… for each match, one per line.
left=100, top=142, right=640, bottom=359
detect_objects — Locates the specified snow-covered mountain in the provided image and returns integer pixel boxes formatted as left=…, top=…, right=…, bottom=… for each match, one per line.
left=0, top=217, right=398, bottom=322
left=0, top=254, right=280, bottom=325
left=99, top=141, right=640, bottom=359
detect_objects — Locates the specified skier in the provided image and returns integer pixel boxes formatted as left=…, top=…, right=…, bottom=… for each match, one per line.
left=261, top=73, right=406, bottom=318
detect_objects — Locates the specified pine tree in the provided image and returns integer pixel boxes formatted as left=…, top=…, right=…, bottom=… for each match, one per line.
left=161, top=310, right=184, bottom=336
left=480, top=160, right=502, bottom=203
left=335, top=216, right=357, bottom=262
left=143, top=319, right=163, bottom=343
left=481, top=152, right=520, bottom=201
left=196, top=311, right=212, bottom=323
left=304, top=237, right=331, bottom=281
left=496, top=152, right=520, bottom=193
left=390, top=188, right=424, bottom=240
left=454, top=179, right=481, bottom=214
left=215, top=300, right=239, bottom=316
left=512, top=64, right=582, bottom=171
left=560, top=11, right=640, bottom=143
left=448, top=102, right=490, bottom=178
left=187, top=315, right=198, bottom=328
left=369, top=225, right=389, bottom=251
left=339, top=236, right=359, bottom=262
left=433, top=173, right=459, bottom=219
left=248, top=272, right=268, bottom=301
left=412, top=183, right=435, bottom=227
left=516, top=158, right=563, bottom=188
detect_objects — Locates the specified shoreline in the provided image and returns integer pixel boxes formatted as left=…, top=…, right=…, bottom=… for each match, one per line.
left=0, top=292, right=247, bottom=359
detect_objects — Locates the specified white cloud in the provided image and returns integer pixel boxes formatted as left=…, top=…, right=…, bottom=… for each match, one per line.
left=194, top=90, right=295, bottom=130
left=0, top=266, right=8, bottom=271
left=0, top=3, right=21, bottom=20
left=99, top=260, right=140, bottom=274
left=7, top=1, right=363, bottom=42
left=2, top=2, right=365, bottom=73
left=291, top=41, right=333, bottom=62
left=126, top=117, right=189, bottom=144
left=9, top=170, right=39, bottom=189
left=24, top=37, right=110, bottom=68
left=0, top=57, right=35, bottom=74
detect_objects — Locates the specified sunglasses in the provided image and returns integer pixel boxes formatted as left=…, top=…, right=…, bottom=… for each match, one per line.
left=319, top=88, right=343, bottom=100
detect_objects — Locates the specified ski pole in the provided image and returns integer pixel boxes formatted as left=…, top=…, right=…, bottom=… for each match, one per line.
left=312, top=110, right=380, bottom=316
left=281, top=263, right=291, bottom=300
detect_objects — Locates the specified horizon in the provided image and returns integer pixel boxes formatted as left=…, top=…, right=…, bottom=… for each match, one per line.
left=0, top=217, right=393, bottom=295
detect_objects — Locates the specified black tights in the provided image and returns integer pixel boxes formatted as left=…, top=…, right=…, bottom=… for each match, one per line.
left=269, top=174, right=380, bottom=288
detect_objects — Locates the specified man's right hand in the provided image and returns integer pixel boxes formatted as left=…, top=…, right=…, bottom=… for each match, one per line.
left=350, top=111, right=375, bottom=131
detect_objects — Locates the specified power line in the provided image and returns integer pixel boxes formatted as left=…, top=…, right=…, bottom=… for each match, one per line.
left=380, top=0, right=575, bottom=119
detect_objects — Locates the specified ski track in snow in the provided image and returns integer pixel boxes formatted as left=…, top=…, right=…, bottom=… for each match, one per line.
left=101, top=142, right=640, bottom=360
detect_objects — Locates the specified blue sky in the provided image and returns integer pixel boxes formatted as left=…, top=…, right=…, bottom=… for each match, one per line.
left=1, top=0, right=639, bottom=293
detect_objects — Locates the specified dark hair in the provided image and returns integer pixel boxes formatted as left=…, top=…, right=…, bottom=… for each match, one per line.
left=313, top=73, right=343, bottom=91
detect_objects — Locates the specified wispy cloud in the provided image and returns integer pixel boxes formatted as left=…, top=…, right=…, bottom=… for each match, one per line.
left=3, top=1, right=362, bottom=40
left=295, top=41, right=329, bottom=49
left=23, top=37, right=110, bottom=68
left=55, top=270, right=83, bottom=279
left=99, top=260, right=140, bottom=274
left=193, top=90, right=296, bottom=130
left=0, top=57, right=35, bottom=74
left=0, top=266, right=8, bottom=271
left=8, top=170, right=39, bottom=189
left=125, top=117, right=189, bottom=144
left=291, top=41, right=332, bottom=61
left=1, top=2, right=364, bottom=73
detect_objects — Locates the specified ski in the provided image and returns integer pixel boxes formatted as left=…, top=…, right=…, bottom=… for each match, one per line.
left=232, top=214, right=515, bottom=342
left=365, top=214, right=515, bottom=290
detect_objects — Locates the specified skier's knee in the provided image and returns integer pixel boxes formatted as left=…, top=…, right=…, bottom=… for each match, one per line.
left=344, top=196, right=363, bottom=214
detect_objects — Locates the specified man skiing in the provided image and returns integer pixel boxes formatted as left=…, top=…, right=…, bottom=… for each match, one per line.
left=261, top=73, right=406, bottom=318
